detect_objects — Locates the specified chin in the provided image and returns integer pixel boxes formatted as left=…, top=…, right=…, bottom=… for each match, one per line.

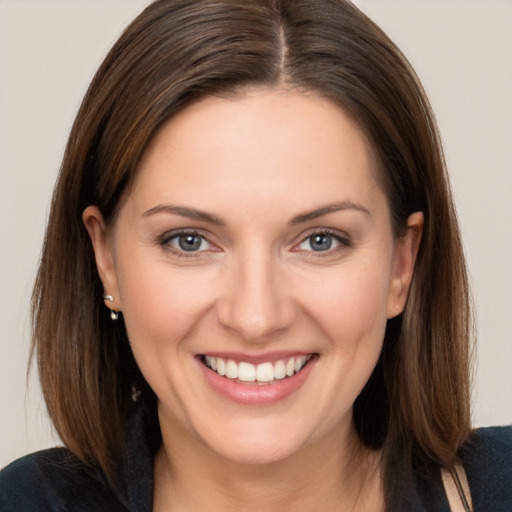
left=207, top=435, right=302, bottom=466
left=191, top=413, right=321, bottom=467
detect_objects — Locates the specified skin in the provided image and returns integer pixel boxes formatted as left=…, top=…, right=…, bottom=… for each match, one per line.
left=84, top=88, right=423, bottom=511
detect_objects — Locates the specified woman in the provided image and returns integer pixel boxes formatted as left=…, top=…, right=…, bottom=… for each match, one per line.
left=0, top=0, right=510, bottom=510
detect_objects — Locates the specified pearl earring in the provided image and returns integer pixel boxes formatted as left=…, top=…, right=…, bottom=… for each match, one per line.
left=103, top=294, right=119, bottom=320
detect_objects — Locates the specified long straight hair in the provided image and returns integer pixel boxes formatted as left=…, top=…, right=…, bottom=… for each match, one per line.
left=32, top=1, right=472, bottom=509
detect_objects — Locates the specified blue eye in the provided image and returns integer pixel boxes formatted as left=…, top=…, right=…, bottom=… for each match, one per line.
left=163, top=232, right=211, bottom=252
left=298, top=232, right=346, bottom=252
left=309, top=233, right=333, bottom=251
left=177, top=234, right=204, bottom=251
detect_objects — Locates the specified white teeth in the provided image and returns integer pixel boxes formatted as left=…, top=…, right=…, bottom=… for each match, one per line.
left=226, top=360, right=238, bottom=379
left=238, top=362, right=256, bottom=382
left=294, top=355, right=307, bottom=373
left=274, top=360, right=286, bottom=380
left=204, top=356, right=216, bottom=371
left=256, top=362, right=274, bottom=382
left=216, top=358, right=226, bottom=376
left=204, top=355, right=312, bottom=383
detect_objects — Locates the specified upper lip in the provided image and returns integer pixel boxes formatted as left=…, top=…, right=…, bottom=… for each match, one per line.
left=198, top=351, right=316, bottom=365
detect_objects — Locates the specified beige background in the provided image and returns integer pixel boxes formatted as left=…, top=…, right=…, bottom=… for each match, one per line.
left=1, top=0, right=511, bottom=468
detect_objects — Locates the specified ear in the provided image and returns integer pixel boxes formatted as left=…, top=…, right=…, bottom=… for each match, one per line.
left=386, top=211, right=424, bottom=319
left=82, top=206, right=122, bottom=313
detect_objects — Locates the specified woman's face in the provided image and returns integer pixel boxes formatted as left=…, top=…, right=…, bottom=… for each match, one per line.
left=85, top=88, right=421, bottom=465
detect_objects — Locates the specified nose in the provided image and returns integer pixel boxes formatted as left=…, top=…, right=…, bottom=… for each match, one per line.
left=215, top=250, right=297, bottom=342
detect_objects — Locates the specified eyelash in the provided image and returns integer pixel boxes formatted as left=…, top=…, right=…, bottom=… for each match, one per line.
left=158, top=228, right=352, bottom=257
left=159, top=229, right=216, bottom=257
left=293, top=229, right=352, bottom=257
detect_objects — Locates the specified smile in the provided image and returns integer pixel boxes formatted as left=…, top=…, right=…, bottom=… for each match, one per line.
left=202, top=355, right=312, bottom=385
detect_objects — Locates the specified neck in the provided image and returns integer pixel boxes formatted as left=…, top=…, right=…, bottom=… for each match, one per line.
left=153, top=410, right=384, bottom=512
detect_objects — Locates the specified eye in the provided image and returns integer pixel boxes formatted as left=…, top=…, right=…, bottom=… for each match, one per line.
left=303, top=233, right=335, bottom=252
left=162, top=231, right=212, bottom=253
left=296, top=231, right=349, bottom=253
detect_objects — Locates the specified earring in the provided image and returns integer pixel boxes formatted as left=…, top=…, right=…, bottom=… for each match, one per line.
left=131, top=383, right=142, bottom=403
left=103, top=294, right=119, bottom=320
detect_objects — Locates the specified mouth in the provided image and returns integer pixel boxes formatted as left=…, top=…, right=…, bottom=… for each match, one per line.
left=200, top=354, right=314, bottom=385
left=198, top=352, right=318, bottom=405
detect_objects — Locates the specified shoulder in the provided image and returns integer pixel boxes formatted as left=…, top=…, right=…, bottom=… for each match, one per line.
left=0, top=448, right=127, bottom=512
left=461, top=425, right=512, bottom=511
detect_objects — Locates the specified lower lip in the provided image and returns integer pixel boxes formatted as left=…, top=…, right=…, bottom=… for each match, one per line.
left=197, top=356, right=317, bottom=405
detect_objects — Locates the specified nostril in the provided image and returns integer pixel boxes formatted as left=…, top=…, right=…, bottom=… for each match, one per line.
left=215, top=295, right=297, bottom=342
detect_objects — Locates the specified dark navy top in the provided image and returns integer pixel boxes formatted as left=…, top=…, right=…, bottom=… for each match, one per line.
left=1, top=410, right=511, bottom=511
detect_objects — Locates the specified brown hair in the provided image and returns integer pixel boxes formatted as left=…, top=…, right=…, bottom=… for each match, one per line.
left=32, top=0, right=472, bottom=508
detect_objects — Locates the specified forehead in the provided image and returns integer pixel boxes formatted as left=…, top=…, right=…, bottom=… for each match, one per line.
left=126, top=88, right=386, bottom=220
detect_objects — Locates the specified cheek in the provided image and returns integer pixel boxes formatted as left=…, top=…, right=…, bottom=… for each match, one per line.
left=114, top=252, right=218, bottom=350
left=300, top=263, right=392, bottom=342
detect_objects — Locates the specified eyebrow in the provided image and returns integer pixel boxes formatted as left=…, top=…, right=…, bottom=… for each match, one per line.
left=290, top=201, right=371, bottom=225
left=142, top=204, right=226, bottom=225
left=142, top=200, right=370, bottom=226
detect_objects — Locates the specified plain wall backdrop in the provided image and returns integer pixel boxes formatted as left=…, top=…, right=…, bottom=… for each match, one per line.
left=1, top=0, right=511, bottom=468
